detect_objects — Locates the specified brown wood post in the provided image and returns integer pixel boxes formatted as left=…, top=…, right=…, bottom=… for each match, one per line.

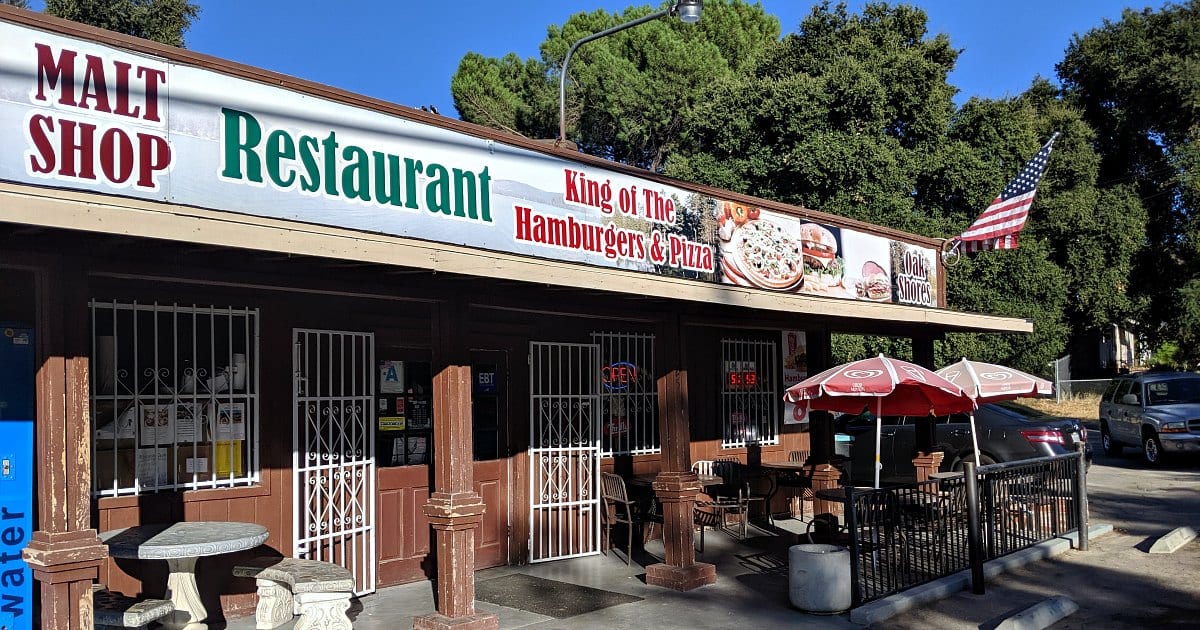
left=910, top=334, right=944, bottom=475
left=645, top=316, right=715, bottom=590
left=20, top=262, right=107, bottom=630
left=415, top=301, right=497, bottom=630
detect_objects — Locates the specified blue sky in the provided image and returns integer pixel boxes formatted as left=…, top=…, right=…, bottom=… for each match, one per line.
left=37, top=1, right=1137, bottom=117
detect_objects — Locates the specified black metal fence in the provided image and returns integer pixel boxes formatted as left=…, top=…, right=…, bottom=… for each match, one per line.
left=844, top=450, right=1086, bottom=606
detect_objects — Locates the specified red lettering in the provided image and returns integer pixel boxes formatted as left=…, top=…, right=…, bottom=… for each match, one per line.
left=112, top=61, right=140, bottom=118
left=137, top=134, right=171, bottom=189
left=138, top=66, right=166, bottom=122
left=514, top=205, right=532, bottom=241
left=34, top=43, right=76, bottom=107
left=79, top=54, right=112, bottom=114
left=26, top=114, right=56, bottom=174
left=57, top=119, right=96, bottom=180
left=100, top=127, right=134, bottom=183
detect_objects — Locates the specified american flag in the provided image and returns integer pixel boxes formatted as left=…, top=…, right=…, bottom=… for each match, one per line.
left=953, top=133, right=1059, bottom=254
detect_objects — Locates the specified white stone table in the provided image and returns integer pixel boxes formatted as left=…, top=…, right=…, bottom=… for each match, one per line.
left=101, top=521, right=269, bottom=630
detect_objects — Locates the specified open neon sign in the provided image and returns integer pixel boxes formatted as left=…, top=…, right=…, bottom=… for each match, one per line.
left=602, top=362, right=638, bottom=391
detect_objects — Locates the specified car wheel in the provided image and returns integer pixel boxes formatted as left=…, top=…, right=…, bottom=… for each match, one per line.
left=951, top=453, right=996, bottom=471
left=1101, top=424, right=1122, bottom=456
left=1142, top=431, right=1164, bottom=466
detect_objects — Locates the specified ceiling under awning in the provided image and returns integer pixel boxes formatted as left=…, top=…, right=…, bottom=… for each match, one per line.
left=0, top=181, right=1031, bottom=335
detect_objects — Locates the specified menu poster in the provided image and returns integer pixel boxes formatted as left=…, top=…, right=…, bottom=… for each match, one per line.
left=407, top=398, right=431, bottom=430
left=407, top=436, right=428, bottom=464
left=379, top=360, right=405, bottom=393
left=781, top=330, right=810, bottom=427
left=174, top=403, right=200, bottom=442
left=135, top=448, right=169, bottom=485
left=139, top=404, right=174, bottom=446
left=214, top=402, right=246, bottom=440
left=391, top=437, right=405, bottom=466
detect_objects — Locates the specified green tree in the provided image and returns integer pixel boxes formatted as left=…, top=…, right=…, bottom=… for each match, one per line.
left=451, top=0, right=779, bottom=170
left=669, top=2, right=1077, bottom=372
left=1058, top=1, right=1200, bottom=366
left=44, top=0, right=200, bottom=48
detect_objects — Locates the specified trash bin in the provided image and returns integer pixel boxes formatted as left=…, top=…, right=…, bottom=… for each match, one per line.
left=788, top=543, right=851, bottom=613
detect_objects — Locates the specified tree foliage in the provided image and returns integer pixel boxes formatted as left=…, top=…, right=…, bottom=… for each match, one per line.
left=451, top=0, right=779, bottom=170
left=2, top=0, right=31, bottom=10
left=1058, top=0, right=1200, bottom=366
left=44, top=0, right=200, bottom=48
left=452, top=1, right=1197, bottom=374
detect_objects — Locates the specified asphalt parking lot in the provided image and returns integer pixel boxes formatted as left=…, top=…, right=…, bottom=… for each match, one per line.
left=876, top=435, right=1200, bottom=629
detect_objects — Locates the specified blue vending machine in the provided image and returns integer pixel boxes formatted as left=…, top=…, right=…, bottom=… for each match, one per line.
left=0, top=324, right=34, bottom=630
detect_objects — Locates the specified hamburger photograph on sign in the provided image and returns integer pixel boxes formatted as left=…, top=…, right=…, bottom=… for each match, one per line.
left=839, top=229, right=894, bottom=302
left=797, top=221, right=847, bottom=297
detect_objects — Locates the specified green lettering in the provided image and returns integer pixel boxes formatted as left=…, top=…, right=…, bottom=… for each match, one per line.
left=220, top=108, right=262, bottom=182
left=320, top=131, right=339, bottom=196
left=341, top=145, right=370, bottom=201
left=452, top=168, right=476, bottom=219
left=404, top=158, right=422, bottom=210
left=425, top=162, right=451, bottom=215
left=373, top=152, right=404, bottom=206
left=266, top=129, right=296, bottom=188
left=299, top=136, right=321, bottom=193
left=478, top=165, right=492, bottom=222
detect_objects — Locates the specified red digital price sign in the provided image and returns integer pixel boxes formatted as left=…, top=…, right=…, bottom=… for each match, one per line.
left=727, top=370, right=758, bottom=390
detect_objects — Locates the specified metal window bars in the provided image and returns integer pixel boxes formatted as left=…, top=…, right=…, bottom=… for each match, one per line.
left=90, top=300, right=260, bottom=496
left=720, top=338, right=780, bottom=448
left=591, top=332, right=660, bottom=457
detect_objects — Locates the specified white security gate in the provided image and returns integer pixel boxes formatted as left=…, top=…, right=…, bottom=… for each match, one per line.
left=293, top=329, right=376, bottom=595
left=529, top=342, right=601, bottom=562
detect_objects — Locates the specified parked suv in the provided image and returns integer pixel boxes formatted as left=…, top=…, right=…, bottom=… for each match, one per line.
left=835, top=402, right=1091, bottom=485
left=1098, top=371, right=1200, bottom=465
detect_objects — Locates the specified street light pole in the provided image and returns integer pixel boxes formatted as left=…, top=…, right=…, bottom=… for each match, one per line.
left=557, top=1, right=702, bottom=147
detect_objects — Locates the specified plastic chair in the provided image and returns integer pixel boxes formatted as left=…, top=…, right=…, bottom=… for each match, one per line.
left=600, top=472, right=649, bottom=565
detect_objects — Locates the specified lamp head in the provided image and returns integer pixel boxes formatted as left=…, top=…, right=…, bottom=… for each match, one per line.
left=672, top=0, right=702, bottom=24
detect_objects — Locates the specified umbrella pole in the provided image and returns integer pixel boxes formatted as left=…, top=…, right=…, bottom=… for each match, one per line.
left=874, top=398, right=883, bottom=489
left=970, top=412, right=981, bottom=467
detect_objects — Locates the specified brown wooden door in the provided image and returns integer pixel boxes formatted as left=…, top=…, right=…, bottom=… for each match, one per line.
left=374, top=349, right=510, bottom=585
left=470, top=350, right=509, bottom=568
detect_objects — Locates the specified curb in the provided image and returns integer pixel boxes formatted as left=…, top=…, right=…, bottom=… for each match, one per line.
left=994, top=595, right=1078, bottom=630
left=849, top=523, right=1113, bottom=626
left=1148, top=526, right=1196, bottom=554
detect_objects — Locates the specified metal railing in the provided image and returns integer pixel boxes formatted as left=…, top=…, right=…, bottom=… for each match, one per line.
left=844, top=448, right=1088, bottom=606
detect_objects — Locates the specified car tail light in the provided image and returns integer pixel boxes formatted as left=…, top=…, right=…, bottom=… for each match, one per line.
left=1020, top=429, right=1065, bottom=444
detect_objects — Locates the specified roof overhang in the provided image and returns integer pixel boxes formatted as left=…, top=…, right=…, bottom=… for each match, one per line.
left=0, top=182, right=1032, bottom=334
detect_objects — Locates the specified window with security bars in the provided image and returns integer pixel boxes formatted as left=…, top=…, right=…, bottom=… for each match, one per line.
left=721, top=338, right=780, bottom=448
left=592, top=332, right=659, bottom=456
left=90, top=300, right=260, bottom=496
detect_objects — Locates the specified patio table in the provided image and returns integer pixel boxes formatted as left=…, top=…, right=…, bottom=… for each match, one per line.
left=101, top=521, right=269, bottom=630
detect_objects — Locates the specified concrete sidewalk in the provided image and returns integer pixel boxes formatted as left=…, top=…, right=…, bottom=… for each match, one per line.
left=874, top=527, right=1200, bottom=629
left=221, top=519, right=1200, bottom=629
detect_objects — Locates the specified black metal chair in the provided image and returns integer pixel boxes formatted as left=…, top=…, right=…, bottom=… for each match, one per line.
left=600, top=472, right=650, bottom=565
left=710, top=460, right=770, bottom=538
left=776, top=450, right=813, bottom=519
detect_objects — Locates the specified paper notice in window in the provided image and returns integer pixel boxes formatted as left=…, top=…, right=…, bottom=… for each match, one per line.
left=139, top=404, right=175, bottom=446
left=214, top=402, right=246, bottom=440
left=136, top=448, right=169, bottom=486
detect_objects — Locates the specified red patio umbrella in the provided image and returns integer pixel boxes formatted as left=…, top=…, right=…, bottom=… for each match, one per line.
left=784, top=354, right=975, bottom=488
left=935, top=358, right=1054, bottom=466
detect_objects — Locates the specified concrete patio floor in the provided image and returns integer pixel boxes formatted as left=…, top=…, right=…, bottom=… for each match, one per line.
left=222, top=516, right=858, bottom=629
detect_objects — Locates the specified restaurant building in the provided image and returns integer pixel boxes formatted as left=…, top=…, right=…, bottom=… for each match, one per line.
left=0, top=7, right=1031, bottom=629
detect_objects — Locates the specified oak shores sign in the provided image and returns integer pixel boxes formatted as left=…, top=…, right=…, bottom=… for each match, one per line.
left=0, top=19, right=938, bottom=308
